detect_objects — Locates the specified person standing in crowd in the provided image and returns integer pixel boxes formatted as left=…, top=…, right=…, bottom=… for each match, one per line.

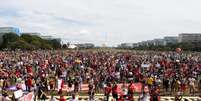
left=188, top=77, right=196, bottom=95
left=49, top=78, right=55, bottom=90
left=180, top=79, right=187, bottom=94
left=104, top=83, right=112, bottom=101
left=175, top=79, right=181, bottom=92
left=2, top=79, right=9, bottom=90
left=128, top=81, right=135, bottom=101
left=121, top=81, right=128, bottom=99
left=74, top=79, right=79, bottom=94
left=147, top=76, right=154, bottom=90
left=58, top=79, right=64, bottom=94
left=0, top=50, right=200, bottom=101
left=163, top=78, right=170, bottom=92
left=88, top=80, right=95, bottom=101
left=150, top=89, right=160, bottom=101
left=112, top=83, right=118, bottom=101
left=27, top=76, right=32, bottom=92
left=37, top=80, right=48, bottom=100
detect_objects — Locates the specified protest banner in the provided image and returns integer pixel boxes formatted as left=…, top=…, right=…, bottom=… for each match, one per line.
left=18, top=92, right=34, bottom=101
left=61, top=83, right=148, bottom=93
left=117, top=83, right=148, bottom=93
left=14, top=90, right=23, bottom=99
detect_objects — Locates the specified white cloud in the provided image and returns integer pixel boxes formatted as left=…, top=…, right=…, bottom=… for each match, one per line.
left=79, top=29, right=89, bottom=34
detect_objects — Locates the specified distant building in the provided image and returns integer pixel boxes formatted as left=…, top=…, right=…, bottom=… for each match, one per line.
left=138, top=41, right=147, bottom=47
left=133, top=43, right=139, bottom=48
left=21, top=32, right=41, bottom=36
left=146, top=40, right=155, bottom=46
left=0, top=27, right=20, bottom=44
left=178, top=33, right=201, bottom=43
left=76, top=43, right=95, bottom=49
left=119, top=33, right=201, bottom=48
left=138, top=37, right=178, bottom=47
left=136, top=39, right=165, bottom=47
left=163, top=36, right=178, bottom=45
left=152, top=39, right=165, bottom=46
left=0, top=27, right=20, bottom=35
left=118, top=43, right=133, bottom=48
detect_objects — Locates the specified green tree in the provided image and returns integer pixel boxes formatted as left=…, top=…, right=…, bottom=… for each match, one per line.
left=1, top=33, right=61, bottom=50
left=31, top=40, right=41, bottom=49
left=2, top=33, right=19, bottom=48
left=41, top=42, right=52, bottom=49
left=48, top=39, right=61, bottom=49
left=7, top=39, right=33, bottom=50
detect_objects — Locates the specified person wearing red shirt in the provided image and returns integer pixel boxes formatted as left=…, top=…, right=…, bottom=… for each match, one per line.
left=26, top=77, right=32, bottom=92
left=40, top=70, right=46, bottom=79
left=104, top=83, right=112, bottom=101
left=128, top=81, right=135, bottom=101
left=26, top=65, right=32, bottom=75
left=181, top=81, right=186, bottom=93
left=112, top=83, right=118, bottom=101
left=15, top=70, right=21, bottom=78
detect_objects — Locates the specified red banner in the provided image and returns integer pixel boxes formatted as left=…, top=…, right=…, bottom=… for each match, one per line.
left=117, top=83, right=149, bottom=93
left=61, top=83, right=148, bottom=93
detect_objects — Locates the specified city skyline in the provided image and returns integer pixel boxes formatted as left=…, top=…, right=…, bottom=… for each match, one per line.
left=1, top=0, right=201, bottom=46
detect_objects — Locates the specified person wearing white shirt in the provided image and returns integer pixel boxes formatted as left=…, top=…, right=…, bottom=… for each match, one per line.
left=189, top=77, right=195, bottom=95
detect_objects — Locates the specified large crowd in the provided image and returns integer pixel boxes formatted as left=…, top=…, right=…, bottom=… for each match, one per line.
left=0, top=50, right=200, bottom=101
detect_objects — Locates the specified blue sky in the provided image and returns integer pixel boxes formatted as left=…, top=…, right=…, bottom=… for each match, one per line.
left=0, top=0, right=201, bottom=46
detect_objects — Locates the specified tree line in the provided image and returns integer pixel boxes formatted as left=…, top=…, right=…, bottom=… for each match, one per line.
left=0, top=33, right=61, bottom=50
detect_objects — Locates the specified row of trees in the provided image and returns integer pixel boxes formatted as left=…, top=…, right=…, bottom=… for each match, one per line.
left=0, top=33, right=61, bottom=50
left=132, top=42, right=201, bottom=51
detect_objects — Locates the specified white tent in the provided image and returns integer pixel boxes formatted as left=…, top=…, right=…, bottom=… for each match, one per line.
left=68, top=44, right=77, bottom=49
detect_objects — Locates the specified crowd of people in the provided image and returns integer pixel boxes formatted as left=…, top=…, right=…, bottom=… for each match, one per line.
left=0, top=50, right=200, bottom=101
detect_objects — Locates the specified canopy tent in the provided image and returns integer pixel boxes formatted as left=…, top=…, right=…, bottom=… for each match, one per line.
left=68, top=44, right=77, bottom=49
